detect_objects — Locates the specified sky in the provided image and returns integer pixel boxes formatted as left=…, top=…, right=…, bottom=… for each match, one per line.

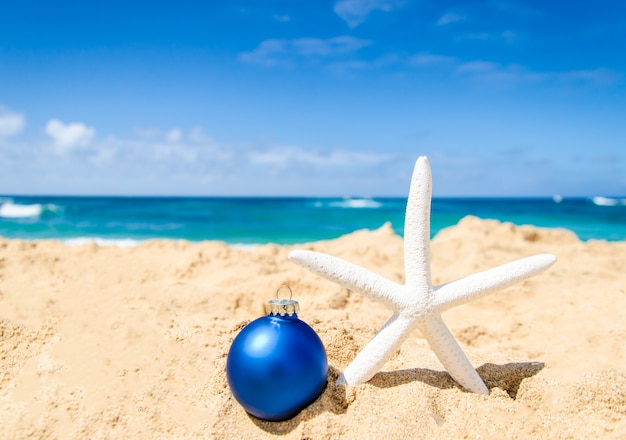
left=0, top=0, right=625, bottom=197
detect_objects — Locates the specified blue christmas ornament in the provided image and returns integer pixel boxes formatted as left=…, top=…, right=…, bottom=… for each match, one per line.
left=226, top=286, right=328, bottom=422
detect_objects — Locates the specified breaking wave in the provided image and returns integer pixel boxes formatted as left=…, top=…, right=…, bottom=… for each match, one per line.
left=0, top=200, right=53, bottom=218
left=63, top=237, right=141, bottom=247
left=591, top=196, right=626, bottom=207
left=321, top=198, right=383, bottom=209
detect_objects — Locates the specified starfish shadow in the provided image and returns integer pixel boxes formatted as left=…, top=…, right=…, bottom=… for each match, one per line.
left=248, top=365, right=353, bottom=434
left=369, top=368, right=461, bottom=391
left=477, top=361, right=545, bottom=398
left=369, top=361, right=545, bottom=399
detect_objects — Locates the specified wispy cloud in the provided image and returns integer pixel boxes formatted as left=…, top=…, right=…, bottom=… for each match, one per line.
left=97, top=126, right=225, bottom=165
left=134, top=127, right=163, bottom=139
left=456, top=60, right=549, bottom=85
left=292, top=36, right=371, bottom=55
left=437, top=11, right=465, bottom=26
left=456, top=60, right=501, bottom=73
left=455, top=61, right=623, bottom=87
left=45, top=119, right=95, bottom=154
left=239, top=36, right=372, bottom=67
left=239, top=40, right=289, bottom=67
left=249, top=146, right=394, bottom=168
left=0, top=106, right=25, bottom=138
left=561, top=68, right=623, bottom=86
left=443, top=0, right=541, bottom=25
left=327, top=53, right=400, bottom=74
left=1, top=122, right=407, bottom=195
left=500, top=30, right=518, bottom=42
left=409, top=54, right=620, bottom=87
left=272, top=14, right=290, bottom=23
left=456, top=29, right=520, bottom=43
left=334, top=0, right=402, bottom=28
left=240, top=27, right=625, bottom=90
left=113, top=131, right=394, bottom=172
left=241, top=37, right=623, bottom=88
left=165, top=128, right=183, bottom=143
left=410, top=52, right=457, bottom=66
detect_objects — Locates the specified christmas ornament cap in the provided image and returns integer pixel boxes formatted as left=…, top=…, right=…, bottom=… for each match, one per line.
left=265, top=284, right=300, bottom=316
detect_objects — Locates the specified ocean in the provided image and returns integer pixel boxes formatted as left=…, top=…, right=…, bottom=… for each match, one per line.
left=1, top=196, right=625, bottom=245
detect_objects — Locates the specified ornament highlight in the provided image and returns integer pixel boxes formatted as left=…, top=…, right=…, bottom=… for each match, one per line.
left=226, top=286, right=328, bottom=421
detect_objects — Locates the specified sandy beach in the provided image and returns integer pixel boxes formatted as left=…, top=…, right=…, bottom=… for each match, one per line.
left=1, top=216, right=625, bottom=439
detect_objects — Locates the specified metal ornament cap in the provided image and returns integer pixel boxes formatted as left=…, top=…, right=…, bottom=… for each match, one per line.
left=266, top=298, right=300, bottom=316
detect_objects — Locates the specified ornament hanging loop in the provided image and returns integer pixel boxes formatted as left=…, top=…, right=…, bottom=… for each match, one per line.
left=276, top=284, right=293, bottom=300
left=267, top=285, right=300, bottom=316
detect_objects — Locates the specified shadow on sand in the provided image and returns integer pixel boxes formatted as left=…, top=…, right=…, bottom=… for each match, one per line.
left=369, top=361, right=545, bottom=399
left=250, top=361, right=544, bottom=433
left=249, top=366, right=353, bottom=434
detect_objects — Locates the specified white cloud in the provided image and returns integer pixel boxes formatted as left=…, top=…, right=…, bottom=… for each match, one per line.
left=0, top=107, right=25, bottom=137
left=463, top=33, right=491, bottom=41
left=134, top=127, right=162, bottom=139
left=239, top=36, right=371, bottom=67
left=249, top=146, right=393, bottom=168
left=455, top=61, right=621, bottom=87
left=188, top=126, right=217, bottom=145
left=457, top=60, right=500, bottom=74
left=240, top=36, right=623, bottom=88
left=45, top=119, right=95, bottom=153
left=327, top=53, right=400, bottom=75
left=92, top=128, right=228, bottom=169
left=272, top=14, right=290, bottom=22
left=410, top=52, right=457, bottom=66
left=21, top=125, right=403, bottom=194
left=166, top=128, right=182, bottom=143
left=334, top=0, right=401, bottom=28
left=501, top=30, right=517, bottom=42
left=457, top=61, right=548, bottom=84
left=153, top=143, right=198, bottom=163
left=292, top=36, right=371, bottom=56
left=561, top=68, right=622, bottom=86
left=134, top=127, right=186, bottom=143
left=239, top=39, right=290, bottom=67
left=437, top=12, right=465, bottom=26
left=456, top=30, right=519, bottom=43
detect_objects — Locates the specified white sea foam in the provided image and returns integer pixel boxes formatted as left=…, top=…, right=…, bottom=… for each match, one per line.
left=591, top=196, right=623, bottom=207
left=64, top=238, right=262, bottom=249
left=329, top=198, right=382, bottom=209
left=0, top=201, right=43, bottom=218
left=64, top=237, right=141, bottom=247
left=229, top=243, right=259, bottom=250
left=552, top=195, right=563, bottom=203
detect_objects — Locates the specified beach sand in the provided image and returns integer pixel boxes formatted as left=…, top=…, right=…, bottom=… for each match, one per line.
left=1, top=216, right=625, bottom=439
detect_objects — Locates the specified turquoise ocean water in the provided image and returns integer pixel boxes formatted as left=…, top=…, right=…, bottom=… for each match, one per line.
left=1, top=196, right=625, bottom=245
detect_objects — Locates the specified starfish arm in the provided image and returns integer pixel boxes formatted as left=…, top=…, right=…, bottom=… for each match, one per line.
left=420, top=314, right=489, bottom=394
left=403, top=156, right=433, bottom=294
left=433, top=253, right=557, bottom=312
left=288, top=249, right=405, bottom=310
left=338, top=312, right=416, bottom=386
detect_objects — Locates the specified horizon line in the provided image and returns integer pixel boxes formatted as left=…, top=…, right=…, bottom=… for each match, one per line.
left=2, top=194, right=622, bottom=200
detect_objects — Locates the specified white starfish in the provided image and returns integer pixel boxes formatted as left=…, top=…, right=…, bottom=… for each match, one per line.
left=288, top=156, right=556, bottom=394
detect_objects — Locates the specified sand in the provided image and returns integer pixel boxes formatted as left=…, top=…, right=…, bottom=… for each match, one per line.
left=1, top=216, right=625, bottom=439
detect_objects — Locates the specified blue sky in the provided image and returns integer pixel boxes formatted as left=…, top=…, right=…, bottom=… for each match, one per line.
left=1, top=0, right=625, bottom=197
